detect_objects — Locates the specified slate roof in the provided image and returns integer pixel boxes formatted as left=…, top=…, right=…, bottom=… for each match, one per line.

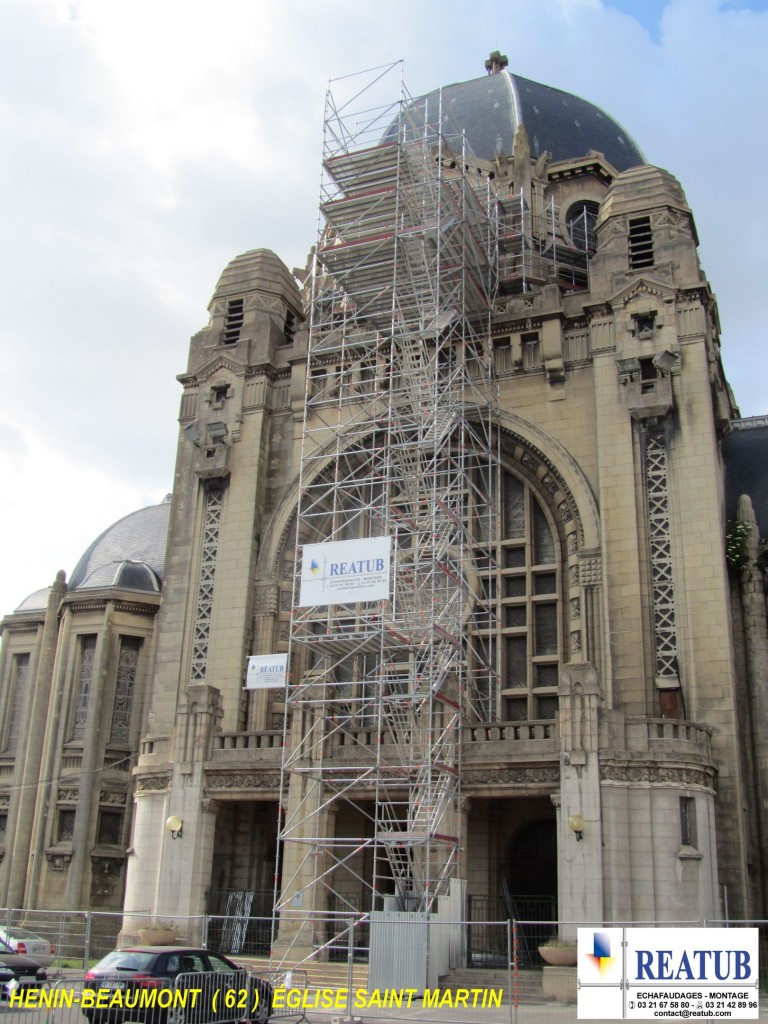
left=69, top=501, right=171, bottom=591
left=76, top=559, right=161, bottom=593
left=14, top=587, right=51, bottom=614
left=387, top=70, right=645, bottom=171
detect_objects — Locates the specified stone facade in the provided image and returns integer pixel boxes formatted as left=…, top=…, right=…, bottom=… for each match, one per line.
left=1, top=61, right=767, bottom=944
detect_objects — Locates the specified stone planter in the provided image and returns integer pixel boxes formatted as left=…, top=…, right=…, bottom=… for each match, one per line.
left=538, top=943, right=577, bottom=966
left=542, top=965, right=577, bottom=1003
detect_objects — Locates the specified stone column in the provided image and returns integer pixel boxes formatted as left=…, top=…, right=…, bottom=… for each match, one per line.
left=66, top=602, right=115, bottom=907
left=272, top=702, right=332, bottom=961
left=557, top=662, right=604, bottom=932
left=6, top=572, right=66, bottom=907
left=26, top=594, right=75, bottom=907
left=151, top=684, right=223, bottom=935
left=247, top=582, right=280, bottom=732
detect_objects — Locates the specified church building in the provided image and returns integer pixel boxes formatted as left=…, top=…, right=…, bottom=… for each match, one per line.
left=1, top=54, right=767, bottom=955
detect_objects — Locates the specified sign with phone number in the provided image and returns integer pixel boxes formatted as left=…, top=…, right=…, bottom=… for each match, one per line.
left=577, top=927, right=760, bottom=1019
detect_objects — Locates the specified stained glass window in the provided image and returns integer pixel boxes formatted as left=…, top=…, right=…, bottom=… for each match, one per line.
left=5, top=653, right=29, bottom=754
left=72, top=636, right=97, bottom=740
left=110, top=637, right=141, bottom=742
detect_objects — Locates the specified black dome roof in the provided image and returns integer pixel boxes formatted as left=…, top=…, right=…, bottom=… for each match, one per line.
left=390, top=69, right=645, bottom=172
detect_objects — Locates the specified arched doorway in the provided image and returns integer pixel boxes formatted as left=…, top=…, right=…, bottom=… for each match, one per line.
left=506, top=818, right=558, bottom=914
left=506, top=818, right=558, bottom=962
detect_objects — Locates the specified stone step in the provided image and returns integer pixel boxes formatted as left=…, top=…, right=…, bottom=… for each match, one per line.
left=441, top=967, right=548, bottom=1004
left=235, top=955, right=369, bottom=991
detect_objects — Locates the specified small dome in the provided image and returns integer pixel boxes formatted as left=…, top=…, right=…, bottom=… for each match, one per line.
left=387, top=67, right=645, bottom=172
left=70, top=502, right=170, bottom=592
left=77, top=559, right=161, bottom=593
left=210, top=249, right=304, bottom=314
left=14, top=587, right=51, bottom=613
left=596, top=164, right=691, bottom=227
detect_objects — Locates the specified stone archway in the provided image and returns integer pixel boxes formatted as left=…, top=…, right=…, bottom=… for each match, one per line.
left=506, top=818, right=558, bottom=915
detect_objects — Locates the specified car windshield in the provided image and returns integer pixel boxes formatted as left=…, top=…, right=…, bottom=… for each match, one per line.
left=94, top=951, right=156, bottom=972
left=0, top=938, right=16, bottom=954
left=5, top=929, right=44, bottom=941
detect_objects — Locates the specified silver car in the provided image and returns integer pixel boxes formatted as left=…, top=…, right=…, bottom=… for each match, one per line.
left=0, top=929, right=54, bottom=968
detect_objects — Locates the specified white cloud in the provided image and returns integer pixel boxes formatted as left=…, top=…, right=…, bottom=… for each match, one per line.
left=0, top=0, right=766, bottom=615
left=0, top=423, right=165, bottom=611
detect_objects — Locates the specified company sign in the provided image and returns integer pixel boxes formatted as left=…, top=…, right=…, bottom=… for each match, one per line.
left=577, top=927, right=759, bottom=1019
left=298, top=536, right=391, bottom=607
left=245, top=653, right=288, bottom=689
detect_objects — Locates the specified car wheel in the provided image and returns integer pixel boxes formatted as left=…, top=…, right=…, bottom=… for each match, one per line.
left=249, top=980, right=273, bottom=1024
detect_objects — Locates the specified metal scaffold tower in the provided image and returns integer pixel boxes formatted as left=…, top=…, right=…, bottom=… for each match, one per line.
left=275, top=62, right=499, bottom=959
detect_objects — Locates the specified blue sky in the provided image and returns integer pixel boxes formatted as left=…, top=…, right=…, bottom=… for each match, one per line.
left=1, top=0, right=767, bottom=615
left=607, top=0, right=768, bottom=39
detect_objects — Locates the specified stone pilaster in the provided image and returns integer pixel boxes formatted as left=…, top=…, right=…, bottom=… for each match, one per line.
left=557, top=662, right=603, bottom=930
left=6, top=572, right=66, bottom=907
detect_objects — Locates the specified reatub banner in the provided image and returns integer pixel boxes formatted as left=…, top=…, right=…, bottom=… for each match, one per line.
left=298, top=536, right=391, bottom=607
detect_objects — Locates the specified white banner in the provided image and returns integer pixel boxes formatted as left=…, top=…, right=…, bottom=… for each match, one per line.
left=298, top=536, right=391, bottom=607
left=245, top=653, right=288, bottom=689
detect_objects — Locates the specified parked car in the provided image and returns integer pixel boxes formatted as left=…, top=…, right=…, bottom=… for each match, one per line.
left=83, top=946, right=273, bottom=1024
left=0, top=927, right=55, bottom=967
left=0, top=936, right=47, bottom=993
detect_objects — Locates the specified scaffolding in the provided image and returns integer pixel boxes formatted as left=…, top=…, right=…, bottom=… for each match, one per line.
left=274, top=62, right=499, bottom=959
left=497, top=192, right=592, bottom=294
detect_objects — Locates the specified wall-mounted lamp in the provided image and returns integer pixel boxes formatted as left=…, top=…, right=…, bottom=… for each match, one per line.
left=568, top=814, right=585, bottom=842
left=652, top=349, right=679, bottom=375
left=208, top=421, right=229, bottom=443
left=184, top=422, right=203, bottom=447
left=616, top=357, right=641, bottom=384
left=165, top=815, right=183, bottom=840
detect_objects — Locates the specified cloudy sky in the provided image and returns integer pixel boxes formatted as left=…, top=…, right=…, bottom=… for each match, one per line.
left=1, top=0, right=766, bottom=616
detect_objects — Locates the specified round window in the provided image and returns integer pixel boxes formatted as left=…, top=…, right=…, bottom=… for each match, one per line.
left=565, top=200, right=600, bottom=254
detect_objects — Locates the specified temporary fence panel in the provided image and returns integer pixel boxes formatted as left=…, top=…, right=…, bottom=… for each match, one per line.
left=368, top=910, right=429, bottom=993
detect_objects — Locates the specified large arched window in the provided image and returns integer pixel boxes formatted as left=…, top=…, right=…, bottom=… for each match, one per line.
left=270, top=457, right=564, bottom=729
left=472, top=469, right=563, bottom=722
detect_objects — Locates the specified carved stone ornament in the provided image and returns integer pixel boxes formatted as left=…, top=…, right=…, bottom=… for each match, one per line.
left=596, top=220, right=626, bottom=250
left=57, top=788, right=79, bottom=803
left=136, top=775, right=172, bottom=793
left=246, top=293, right=284, bottom=313
left=579, top=554, right=602, bottom=586
left=205, top=772, right=282, bottom=791
left=600, top=762, right=716, bottom=791
left=253, top=583, right=279, bottom=614
left=497, top=431, right=581, bottom=543
left=463, top=765, right=560, bottom=786
left=99, top=791, right=127, bottom=806
left=652, top=209, right=691, bottom=232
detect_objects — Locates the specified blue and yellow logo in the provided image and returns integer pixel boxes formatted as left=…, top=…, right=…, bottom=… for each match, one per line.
left=586, top=932, right=615, bottom=976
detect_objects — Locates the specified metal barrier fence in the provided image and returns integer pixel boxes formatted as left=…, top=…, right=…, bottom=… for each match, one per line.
left=0, top=908, right=208, bottom=967
left=2, top=910, right=768, bottom=1023
left=0, top=968, right=281, bottom=1024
